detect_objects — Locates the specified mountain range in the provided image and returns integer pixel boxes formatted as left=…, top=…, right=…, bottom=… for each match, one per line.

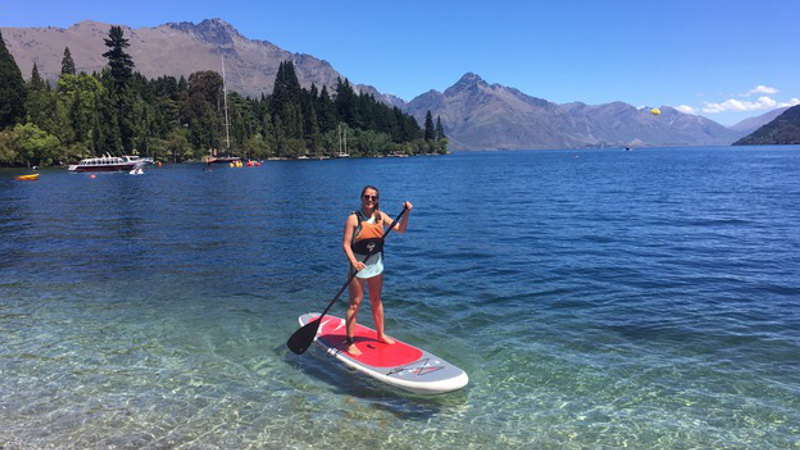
left=2, top=18, right=782, bottom=150
left=1, top=19, right=387, bottom=101
left=399, top=73, right=746, bottom=149
left=733, top=105, right=800, bottom=145
left=729, top=106, right=790, bottom=134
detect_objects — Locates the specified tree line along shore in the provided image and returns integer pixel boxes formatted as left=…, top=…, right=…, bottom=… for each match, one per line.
left=0, top=27, right=448, bottom=168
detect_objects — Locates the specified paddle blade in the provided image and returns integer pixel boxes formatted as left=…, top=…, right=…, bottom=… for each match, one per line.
left=287, top=319, right=320, bottom=355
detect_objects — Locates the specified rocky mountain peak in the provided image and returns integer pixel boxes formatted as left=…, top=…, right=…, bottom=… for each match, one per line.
left=166, top=18, right=240, bottom=46
left=458, top=72, right=485, bottom=84
left=445, top=72, right=488, bottom=96
left=70, top=20, right=108, bottom=29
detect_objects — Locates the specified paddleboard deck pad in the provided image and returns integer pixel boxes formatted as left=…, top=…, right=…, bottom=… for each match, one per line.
left=298, top=313, right=468, bottom=394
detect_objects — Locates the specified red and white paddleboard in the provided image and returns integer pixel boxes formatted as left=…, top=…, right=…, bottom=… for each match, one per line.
left=298, top=313, right=468, bottom=394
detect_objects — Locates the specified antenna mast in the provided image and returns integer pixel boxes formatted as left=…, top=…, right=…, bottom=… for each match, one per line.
left=222, top=55, right=230, bottom=150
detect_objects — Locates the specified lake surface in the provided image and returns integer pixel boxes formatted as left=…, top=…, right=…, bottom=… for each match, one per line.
left=1, top=147, right=799, bottom=448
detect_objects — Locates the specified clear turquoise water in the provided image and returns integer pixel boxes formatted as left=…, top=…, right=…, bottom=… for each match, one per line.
left=1, top=147, right=799, bottom=448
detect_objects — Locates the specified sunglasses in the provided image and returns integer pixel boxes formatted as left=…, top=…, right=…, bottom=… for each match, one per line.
left=362, top=195, right=378, bottom=201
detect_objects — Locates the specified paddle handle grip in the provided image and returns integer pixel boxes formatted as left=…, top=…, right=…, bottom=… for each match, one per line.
left=380, top=204, right=409, bottom=242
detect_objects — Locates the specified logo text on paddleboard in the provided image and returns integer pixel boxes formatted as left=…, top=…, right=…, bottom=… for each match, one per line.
left=387, top=358, right=445, bottom=377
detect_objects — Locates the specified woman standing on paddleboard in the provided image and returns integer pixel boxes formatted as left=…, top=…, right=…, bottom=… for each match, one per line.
left=342, top=186, right=412, bottom=356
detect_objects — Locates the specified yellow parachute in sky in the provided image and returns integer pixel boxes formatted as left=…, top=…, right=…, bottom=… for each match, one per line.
left=650, top=107, right=661, bottom=116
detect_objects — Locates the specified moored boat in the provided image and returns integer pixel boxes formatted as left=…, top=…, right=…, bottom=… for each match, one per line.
left=15, top=173, right=40, bottom=181
left=203, top=56, right=243, bottom=167
left=205, top=155, right=242, bottom=164
left=68, top=155, right=153, bottom=173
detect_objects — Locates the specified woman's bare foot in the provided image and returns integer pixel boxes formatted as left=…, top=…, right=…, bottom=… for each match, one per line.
left=377, top=335, right=395, bottom=345
left=346, top=340, right=362, bottom=356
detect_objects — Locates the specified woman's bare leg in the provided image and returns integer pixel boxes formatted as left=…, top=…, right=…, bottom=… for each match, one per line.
left=367, top=275, right=395, bottom=345
left=345, top=276, right=365, bottom=356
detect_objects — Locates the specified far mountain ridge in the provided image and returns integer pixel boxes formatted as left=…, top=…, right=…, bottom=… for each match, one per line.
left=1, top=19, right=765, bottom=150
left=405, top=73, right=745, bottom=150
left=1, top=18, right=386, bottom=101
left=730, top=106, right=791, bottom=135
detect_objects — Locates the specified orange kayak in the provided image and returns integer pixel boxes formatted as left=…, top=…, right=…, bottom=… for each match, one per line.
left=15, top=173, right=40, bottom=181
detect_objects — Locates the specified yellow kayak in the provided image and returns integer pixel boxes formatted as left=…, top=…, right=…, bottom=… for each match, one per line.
left=15, top=173, right=40, bottom=181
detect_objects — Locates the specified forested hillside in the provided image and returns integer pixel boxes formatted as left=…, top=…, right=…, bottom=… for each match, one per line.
left=733, top=105, right=800, bottom=146
left=0, top=27, right=446, bottom=167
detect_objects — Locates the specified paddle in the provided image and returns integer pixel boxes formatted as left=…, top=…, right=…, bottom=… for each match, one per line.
left=287, top=205, right=409, bottom=355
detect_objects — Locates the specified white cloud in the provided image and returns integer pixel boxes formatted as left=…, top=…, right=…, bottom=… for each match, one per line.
left=757, top=96, right=777, bottom=108
left=675, top=86, right=795, bottom=117
left=702, top=96, right=780, bottom=113
left=742, top=85, right=778, bottom=96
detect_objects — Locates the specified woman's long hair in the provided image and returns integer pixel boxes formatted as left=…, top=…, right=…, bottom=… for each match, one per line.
left=360, top=185, right=381, bottom=223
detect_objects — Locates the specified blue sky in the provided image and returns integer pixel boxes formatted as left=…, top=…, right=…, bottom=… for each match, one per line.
left=3, top=0, right=799, bottom=125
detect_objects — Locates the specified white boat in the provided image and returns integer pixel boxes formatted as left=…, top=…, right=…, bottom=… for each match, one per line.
left=68, top=154, right=153, bottom=172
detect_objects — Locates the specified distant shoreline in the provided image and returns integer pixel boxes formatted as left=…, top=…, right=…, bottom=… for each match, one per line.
left=0, top=152, right=451, bottom=169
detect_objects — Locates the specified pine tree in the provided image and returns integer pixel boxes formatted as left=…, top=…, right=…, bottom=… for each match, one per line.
left=29, top=63, right=45, bottom=90
left=398, top=109, right=421, bottom=142
left=435, top=116, right=446, bottom=141
left=271, top=61, right=302, bottom=114
left=95, top=87, right=123, bottom=154
left=316, top=85, right=337, bottom=133
left=178, top=75, right=188, bottom=93
left=181, top=71, right=224, bottom=152
left=69, top=89, right=87, bottom=143
left=26, top=64, right=57, bottom=135
left=335, top=78, right=359, bottom=127
left=102, top=26, right=134, bottom=94
left=102, top=26, right=136, bottom=152
left=424, top=110, right=435, bottom=141
left=61, top=47, right=76, bottom=75
left=301, top=85, right=318, bottom=138
left=271, top=61, right=304, bottom=141
left=0, top=29, right=27, bottom=129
